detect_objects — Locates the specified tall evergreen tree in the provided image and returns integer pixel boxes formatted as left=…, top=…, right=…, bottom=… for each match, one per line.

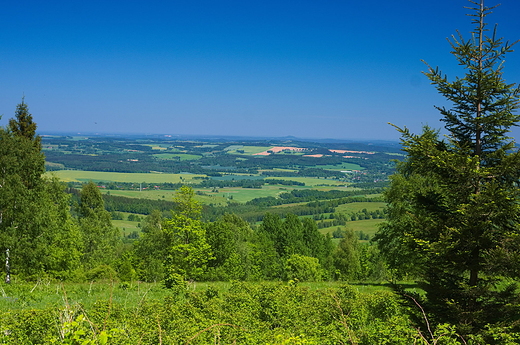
left=8, top=97, right=41, bottom=150
left=0, top=100, right=81, bottom=279
left=375, top=0, right=520, bottom=334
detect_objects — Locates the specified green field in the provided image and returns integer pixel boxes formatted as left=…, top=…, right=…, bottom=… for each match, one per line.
left=201, top=185, right=288, bottom=203
left=320, top=218, right=385, bottom=238
left=49, top=170, right=206, bottom=183
left=113, top=219, right=141, bottom=235
left=103, top=189, right=229, bottom=205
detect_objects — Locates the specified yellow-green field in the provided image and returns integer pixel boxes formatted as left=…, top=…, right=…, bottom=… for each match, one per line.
left=263, top=176, right=349, bottom=187
left=113, top=219, right=141, bottom=235
left=102, top=189, right=229, bottom=206
left=102, top=186, right=285, bottom=204
left=49, top=170, right=206, bottom=183
left=200, top=186, right=288, bottom=204
left=320, top=218, right=385, bottom=238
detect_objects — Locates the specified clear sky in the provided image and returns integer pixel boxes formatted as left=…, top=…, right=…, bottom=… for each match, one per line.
left=1, top=0, right=519, bottom=141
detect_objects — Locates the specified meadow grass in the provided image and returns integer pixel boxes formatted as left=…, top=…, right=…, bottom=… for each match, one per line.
left=0, top=279, right=401, bottom=312
left=112, top=219, right=141, bottom=235
left=319, top=218, right=385, bottom=238
left=335, top=202, right=386, bottom=213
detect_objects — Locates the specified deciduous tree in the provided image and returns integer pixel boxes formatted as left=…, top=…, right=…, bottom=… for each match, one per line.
left=78, top=181, right=120, bottom=269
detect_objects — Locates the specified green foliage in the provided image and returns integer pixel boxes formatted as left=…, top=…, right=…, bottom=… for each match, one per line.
left=78, top=182, right=120, bottom=269
left=205, top=214, right=253, bottom=281
left=284, top=254, right=322, bottom=281
left=133, top=210, right=166, bottom=282
left=163, top=213, right=213, bottom=283
left=376, top=0, right=520, bottom=336
left=173, top=185, right=203, bottom=219
left=0, top=101, right=81, bottom=280
left=333, top=230, right=361, bottom=280
left=8, top=97, right=41, bottom=150
left=60, top=314, right=123, bottom=345
left=85, top=265, right=118, bottom=282
left=9, top=281, right=517, bottom=344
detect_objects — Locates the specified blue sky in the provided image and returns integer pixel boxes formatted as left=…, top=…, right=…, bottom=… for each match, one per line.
left=1, top=0, right=519, bottom=141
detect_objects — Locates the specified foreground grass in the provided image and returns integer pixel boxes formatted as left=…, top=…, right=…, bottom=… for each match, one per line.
left=0, top=280, right=431, bottom=345
left=0, top=280, right=396, bottom=312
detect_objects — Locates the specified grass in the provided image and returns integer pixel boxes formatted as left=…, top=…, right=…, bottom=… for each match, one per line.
left=319, top=218, right=385, bottom=238
left=335, top=202, right=386, bottom=214
left=0, top=280, right=400, bottom=312
left=113, top=219, right=141, bottom=236
left=200, top=186, right=286, bottom=203
left=49, top=170, right=206, bottom=183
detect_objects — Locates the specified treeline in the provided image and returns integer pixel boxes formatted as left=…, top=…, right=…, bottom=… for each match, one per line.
left=315, top=209, right=386, bottom=230
left=104, top=194, right=176, bottom=215
left=260, top=167, right=346, bottom=179
left=197, top=178, right=304, bottom=188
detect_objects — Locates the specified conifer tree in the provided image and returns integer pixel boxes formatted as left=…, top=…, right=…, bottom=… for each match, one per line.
left=375, top=0, right=520, bottom=334
left=8, top=97, right=41, bottom=150
left=1, top=100, right=81, bottom=279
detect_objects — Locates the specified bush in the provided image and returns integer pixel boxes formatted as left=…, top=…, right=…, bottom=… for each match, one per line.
left=86, top=265, right=118, bottom=282
left=284, top=254, right=322, bottom=282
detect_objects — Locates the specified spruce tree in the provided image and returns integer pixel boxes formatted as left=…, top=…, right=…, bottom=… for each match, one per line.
left=8, top=97, right=41, bottom=150
left=375, top=0, right=520, bottom=335
left=1, top=100, right=81, bottom=280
